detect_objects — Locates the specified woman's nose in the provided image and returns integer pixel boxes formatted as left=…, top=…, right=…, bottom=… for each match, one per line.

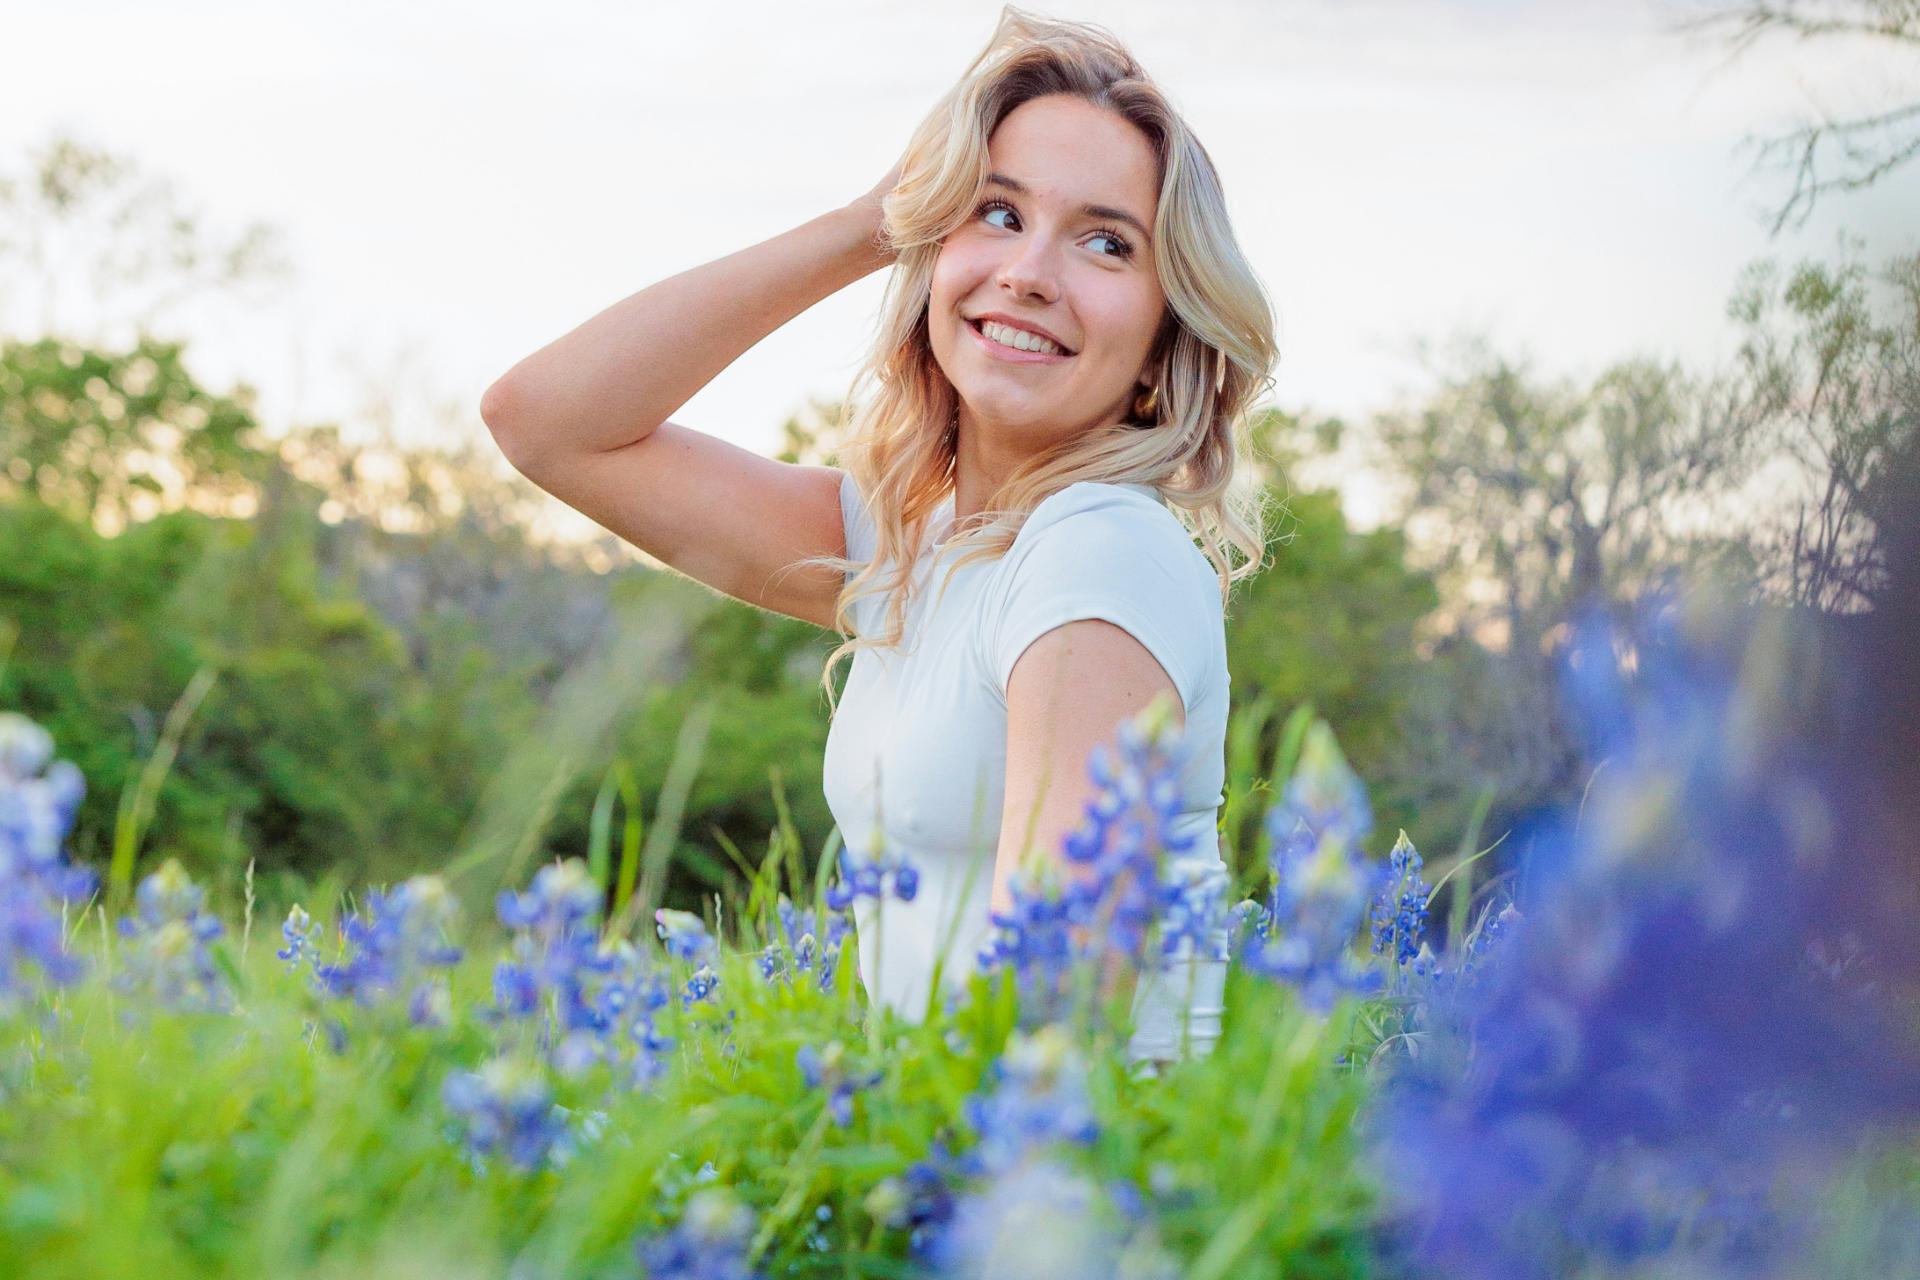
left=995, top=238, right=1060, bottom=304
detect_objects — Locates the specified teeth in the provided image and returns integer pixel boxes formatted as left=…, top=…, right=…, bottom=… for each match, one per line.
left=980, top=320, right=1065, bottom=355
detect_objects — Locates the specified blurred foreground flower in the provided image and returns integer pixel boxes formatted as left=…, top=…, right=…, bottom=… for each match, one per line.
left=1232, top=722, right=1386, bottom=1011
left=441, top=1055, right=572, bottom=1173
left=634, top=1187, right=764, bottom=1280
left=0, top=712, right=94, bottom=1009
left=1368, top=599, right=1920, bottom=1279
left=115, top=859, right=229, bottom=1013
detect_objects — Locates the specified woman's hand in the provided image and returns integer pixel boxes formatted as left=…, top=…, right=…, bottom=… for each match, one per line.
left=845, top=157, right=904, bottom=263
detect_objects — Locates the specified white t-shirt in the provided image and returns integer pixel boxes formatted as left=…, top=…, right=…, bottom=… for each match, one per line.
left=822, top=471, right=1231, bottom=1061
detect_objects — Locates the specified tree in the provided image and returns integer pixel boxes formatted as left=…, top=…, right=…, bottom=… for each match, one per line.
left=1727, top=239, right=1920, bottom=611
left=1671, top=0, right=1920, bottom=235
left=0, top=133, right=291, bottom=343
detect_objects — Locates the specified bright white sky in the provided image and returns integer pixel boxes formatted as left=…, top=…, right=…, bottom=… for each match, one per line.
left=3, top=0, right=1916, bottom=530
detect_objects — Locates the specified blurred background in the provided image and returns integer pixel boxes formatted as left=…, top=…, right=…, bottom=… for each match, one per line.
left=2, top=0, right=1913, bottom=919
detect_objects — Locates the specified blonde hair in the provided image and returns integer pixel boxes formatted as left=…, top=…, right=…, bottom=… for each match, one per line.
left=802, top=5, right=1278, bottom=714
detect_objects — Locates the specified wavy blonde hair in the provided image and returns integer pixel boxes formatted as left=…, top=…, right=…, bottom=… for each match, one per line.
left=803, top=5, right=1279, bottom=714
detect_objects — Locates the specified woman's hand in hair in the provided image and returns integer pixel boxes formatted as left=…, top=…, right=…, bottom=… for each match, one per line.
left=846, top=157, right=904, bottom=263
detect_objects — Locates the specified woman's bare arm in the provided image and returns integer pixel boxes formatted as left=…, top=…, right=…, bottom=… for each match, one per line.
left=479, top=177, right=897, bottom=628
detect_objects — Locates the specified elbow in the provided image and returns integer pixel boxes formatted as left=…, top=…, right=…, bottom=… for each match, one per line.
left=479, top=375, right=519, bottom=439
left=479, top=378, right=539, bottom=473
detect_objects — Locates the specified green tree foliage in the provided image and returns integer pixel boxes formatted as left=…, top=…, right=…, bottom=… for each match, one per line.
left=1729, top=241, right=1920, bottom=611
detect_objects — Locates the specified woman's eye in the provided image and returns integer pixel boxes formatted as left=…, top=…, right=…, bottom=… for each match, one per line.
left=980, top=202, right=1017, bottom=230
left=1088, top=231, right=1127, bottom=257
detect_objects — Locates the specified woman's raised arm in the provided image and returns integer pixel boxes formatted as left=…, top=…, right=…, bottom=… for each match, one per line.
left=479, top=169, right=898, bottom=629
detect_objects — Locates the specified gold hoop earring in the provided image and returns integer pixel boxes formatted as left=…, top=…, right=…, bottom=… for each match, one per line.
left=1133, top=381, right=1161, bottom=422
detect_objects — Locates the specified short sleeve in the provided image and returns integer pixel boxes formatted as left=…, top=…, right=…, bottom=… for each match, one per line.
left=839, top=468, right=878, bottom=582
left=978, top=490, right=1214, bottom=716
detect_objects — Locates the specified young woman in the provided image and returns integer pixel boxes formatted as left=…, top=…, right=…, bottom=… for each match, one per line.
left=479, top=8, right=1276, bottom=1067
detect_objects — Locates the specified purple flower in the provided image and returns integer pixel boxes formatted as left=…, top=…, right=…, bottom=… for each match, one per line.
left=498, top=859, right=602, bottom=944
left=440, top=1056, right=569, bottom=1173
left=1232, top=721, right=1385, bottom=1012
left=114, top=859, right=230, bottom=1013
left=795, top=1040, right=884, bottom=1128
left=824, top=843, right=919, bottom=912
left=1367, top=600, right=1920, bottom=1279
left=959, top=1025, right=1101, bottom=1179
left=756, top=894, right=852, bottom=991
left=926, top=1157, right=1139, bottom=1280
left=276, top=904, right=316, bottom=967
left=978, top=698, right=1227, bottom=1029
left=309, top=875, right=462, bottom=1022
left=634, top=1188, right=765, bottom=1280
left=0, top=718, right=95, bottom=1005
left=1368, top=831, right=1430, bottom=968
left=655, top=907, right=715, bottom=965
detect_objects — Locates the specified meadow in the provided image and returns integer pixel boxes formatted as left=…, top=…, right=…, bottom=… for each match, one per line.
left=3, top=598, right=1916, bottom=1280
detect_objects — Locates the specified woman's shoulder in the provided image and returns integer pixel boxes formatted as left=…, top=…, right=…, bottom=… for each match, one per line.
left=1013, top=481, right=1210, bottom=575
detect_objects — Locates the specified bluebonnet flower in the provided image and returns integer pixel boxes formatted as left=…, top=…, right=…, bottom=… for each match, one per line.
left=824, top=841, right=919, bottom=911
left=925, top=1157, right=1139, bottom=1280
left=1232, top=722, right=1385, bottom=1012
left=959, top=1024, right=1101, bottom=1178
left=0, top=713, right=94, bottom=1008
left=309, top=875, right=462, bottom=1027
left=656, top=908, right=725, bottom=1009
left=491, top=864, right=677, bottom=1091
left=866, top=1138, right=965, bottom=1260
left=978, top=697, right=1227, bottom=1028
left=756, top=895, right=852, bottom=992
left=276, top=904, right=317, bottom=967
left=655, top=907, right=716, bottom=964
left=795, top=1039, right=884, bottom=1128
left=634, top=1187, right=765, bottom=1280
left=440, top=1055, right=571, bottom=1173
left=1367, top=599, right=1920, bottom=1280
left=494, top=860, right=640, bottom=1040
left=682, top=963, right=719, bottom=1008
left=1368, top=831, right=1430, bottom=967
left=114, top=859, right=230, bottom=1013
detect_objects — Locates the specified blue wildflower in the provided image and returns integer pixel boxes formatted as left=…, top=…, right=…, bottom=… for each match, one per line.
left=866, top=1140, right=965, bottom=1260
left=276, top=904, right=316, bottom=967
left=1367, top=599, right=1920, bottom=1279
left=757, top=894, right=852, bottom=991
left=655, top=907, right=716, bottom=965
left=978, top=697, right=1227, bottom=1028
left=309, top=875, right=462, bottom=1023
left=682, top=963, right=719, bottom=1008
left=114, top=859, right=230, bottom=1013
left=795, top=1039, right=884, bottom=1128
left=493, top=873, right=677, bottom=1090
left=634, top=1187, right=765, bottom=1280
left=498, top=858, right=602, bottom=944
left=1233, top=721, right=1385, bottom=1011
left=1368, top=831, right=1430, bottom=967
left=440, top=1055, right=570, bottom=1173
left=0, top=713, right=95, bottom=1008
left=959, top=1025, right=1101, bottom=1178
left=926, top=1157, right=1141, bottom=1280
left=824, top=841, right=919, bottom=911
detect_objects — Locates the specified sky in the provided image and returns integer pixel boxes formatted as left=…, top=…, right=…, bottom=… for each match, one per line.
left=3, top=0, right=1916, bottom=531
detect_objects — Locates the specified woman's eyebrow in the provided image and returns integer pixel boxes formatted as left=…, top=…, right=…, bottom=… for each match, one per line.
left=986, top=172, right=1152, bottom=246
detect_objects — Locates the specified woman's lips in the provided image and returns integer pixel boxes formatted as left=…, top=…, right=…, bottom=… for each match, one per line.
left=967, top=318, right=1074, bottom=365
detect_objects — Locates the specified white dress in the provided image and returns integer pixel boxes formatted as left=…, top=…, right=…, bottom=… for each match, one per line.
left=822, top=472, right=1233, bottom=1063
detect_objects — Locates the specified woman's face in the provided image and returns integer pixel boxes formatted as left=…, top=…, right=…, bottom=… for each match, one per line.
left=930, top=93, right=1167, bottom=455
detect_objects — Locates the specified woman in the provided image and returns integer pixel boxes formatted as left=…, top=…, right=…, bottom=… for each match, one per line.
left=479, top=8, right=1276, bottom=1067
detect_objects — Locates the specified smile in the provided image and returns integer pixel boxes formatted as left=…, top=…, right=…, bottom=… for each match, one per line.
left=967, top=317, right=1075, bottom=365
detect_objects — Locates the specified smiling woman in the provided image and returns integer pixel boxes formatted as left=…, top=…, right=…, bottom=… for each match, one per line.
left=479, top=5, right=1277, bottom=1068
left=788, top=7, right=1279, bottom=1066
